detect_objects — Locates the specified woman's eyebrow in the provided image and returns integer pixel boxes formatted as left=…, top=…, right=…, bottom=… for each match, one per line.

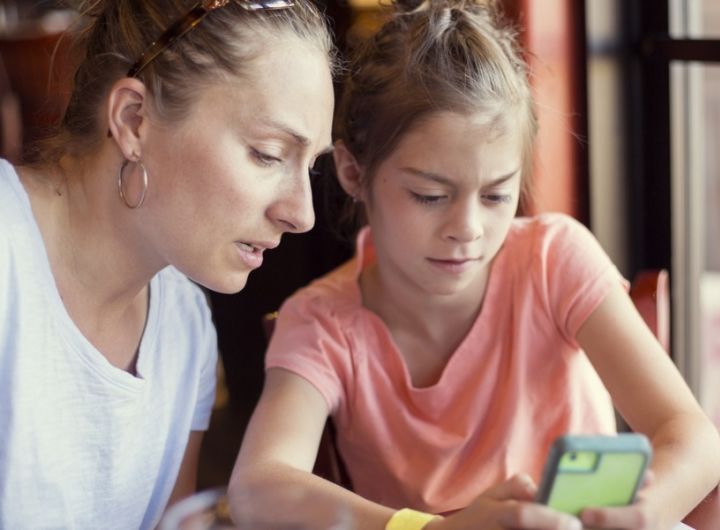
left=262, top=118, right=333, bottom=155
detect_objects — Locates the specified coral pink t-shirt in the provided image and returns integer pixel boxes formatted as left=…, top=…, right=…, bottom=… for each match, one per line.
left=265, top=213, right=621, bottom=513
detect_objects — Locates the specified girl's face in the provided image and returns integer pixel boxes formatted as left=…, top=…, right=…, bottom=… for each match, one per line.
left=134, top=36, right=334, bottom=294
left=363, top=110, right=522, bottom=298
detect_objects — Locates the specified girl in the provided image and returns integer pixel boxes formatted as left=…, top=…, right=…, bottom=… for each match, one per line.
left=0, top=0, right=335, bottom=528
left=230, top=0, right=720, bottom=529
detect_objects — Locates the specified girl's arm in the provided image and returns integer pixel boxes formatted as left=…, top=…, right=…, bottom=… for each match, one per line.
left=229, top=367, right=394, bottom=528
left=229, top=368, right=583, bottom=530
left=577, top=282, right=720, bottom=529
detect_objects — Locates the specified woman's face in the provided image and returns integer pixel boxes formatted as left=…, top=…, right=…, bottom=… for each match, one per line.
left=136, top=36, right=334, bottom=294
left=363, top=110, right=522, bottom=299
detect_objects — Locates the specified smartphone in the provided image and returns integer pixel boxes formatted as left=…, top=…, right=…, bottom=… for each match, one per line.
left=536, top=433, right=652, bottom=516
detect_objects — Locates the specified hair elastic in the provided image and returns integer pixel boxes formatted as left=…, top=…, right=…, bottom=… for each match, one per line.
left=385, top=508, right=443, bottom=530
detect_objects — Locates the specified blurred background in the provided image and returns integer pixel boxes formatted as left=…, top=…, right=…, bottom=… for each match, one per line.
left=0, top=0, right=718, bottom=489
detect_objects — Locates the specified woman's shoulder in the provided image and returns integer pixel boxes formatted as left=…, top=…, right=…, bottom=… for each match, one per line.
left=0, top=160, right=26, bottom=220
left=0, top=162, right=43, bottom=267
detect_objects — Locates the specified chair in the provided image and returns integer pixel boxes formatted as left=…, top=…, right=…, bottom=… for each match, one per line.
left=629, top=269, right=670, bottom=352
left=0, top=54, right=21, bottom=162
left=262, top=312, right=353, bottom=490
left=0, top=13, right=76, bottom=151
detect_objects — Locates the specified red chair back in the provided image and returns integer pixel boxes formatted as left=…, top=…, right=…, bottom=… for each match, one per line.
left=629, top=269, right=670, bottom=352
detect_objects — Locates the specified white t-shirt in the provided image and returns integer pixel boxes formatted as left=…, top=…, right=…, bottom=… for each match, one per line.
left=0, top=160, right=217, bottom=529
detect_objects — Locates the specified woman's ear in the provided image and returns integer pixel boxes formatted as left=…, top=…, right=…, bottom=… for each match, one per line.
left=333, top=140, right=366, bottom=201
left=106, top=78, right=148, bottom=160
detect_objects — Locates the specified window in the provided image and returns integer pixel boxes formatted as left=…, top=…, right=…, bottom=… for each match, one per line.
left=588, top=0, right=720, bottom=426
left=667, top=0, right=720, bottom=426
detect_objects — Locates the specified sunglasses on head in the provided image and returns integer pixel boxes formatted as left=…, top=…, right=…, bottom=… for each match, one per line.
left=127, top=0, right=295, bottom=78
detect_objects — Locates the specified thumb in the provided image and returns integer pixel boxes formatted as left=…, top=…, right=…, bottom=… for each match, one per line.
left=484, top=473, right=537, bottom=502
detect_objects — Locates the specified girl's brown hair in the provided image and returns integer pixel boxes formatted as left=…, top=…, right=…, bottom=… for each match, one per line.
left=31, top=0, right=335, bottom=163
left=335, top=0, right=537, bottom=216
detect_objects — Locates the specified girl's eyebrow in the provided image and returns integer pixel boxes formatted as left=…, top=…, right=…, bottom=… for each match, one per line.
left=484, top=168, right=521, bottom=187
left=401, top=167, right=521, bottom=186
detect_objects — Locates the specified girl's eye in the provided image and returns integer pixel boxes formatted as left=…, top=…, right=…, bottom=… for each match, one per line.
left=482, top=193, right=513, bottom=205
left=410, top=192, right=447, bottom=205
left=251, top=148, right=282, bottom=167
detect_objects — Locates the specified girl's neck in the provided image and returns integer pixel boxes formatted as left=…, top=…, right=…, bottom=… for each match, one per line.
left=359, top=260, right=492, bottom=387
left=359, top=259, right=491, bottom=347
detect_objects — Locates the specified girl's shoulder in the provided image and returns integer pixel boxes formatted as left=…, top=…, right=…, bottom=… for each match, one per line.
left=281, top=257, right=361, bottom=321
left=282, top=228, right=370, bottom=318
left=507, top=212, right=599, bottom=259
left=509, top=212, right=587, bottom=239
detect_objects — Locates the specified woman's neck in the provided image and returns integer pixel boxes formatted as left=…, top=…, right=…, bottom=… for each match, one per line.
left=17, top=156, right=158, bottom=370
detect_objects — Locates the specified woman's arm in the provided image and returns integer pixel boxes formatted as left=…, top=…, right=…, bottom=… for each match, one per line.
left=229, top=368, right=584, bottom=530
left=577, top=282, right=720, bottom=529
left=167, top=431, right=204, bottom=508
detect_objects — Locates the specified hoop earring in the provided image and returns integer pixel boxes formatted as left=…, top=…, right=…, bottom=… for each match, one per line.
left=118, top=159, right=148, bottom=209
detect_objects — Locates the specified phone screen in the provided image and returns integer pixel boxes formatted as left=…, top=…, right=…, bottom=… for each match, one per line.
left=537, top=434, right=652, bottom=516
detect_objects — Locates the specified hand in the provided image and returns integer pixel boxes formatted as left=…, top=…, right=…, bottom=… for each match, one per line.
left=429, top=474, right=582, bottom=530
left=578, top=470, right=673, bottom=530
left=579, top=499, right=660, bottom=530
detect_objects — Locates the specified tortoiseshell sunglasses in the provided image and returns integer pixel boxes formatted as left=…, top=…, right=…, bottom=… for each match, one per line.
left=127, top=0, right=295, bottom=78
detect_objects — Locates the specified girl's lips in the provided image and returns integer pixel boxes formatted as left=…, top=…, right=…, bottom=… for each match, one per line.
left=427, top=257, right=482, bottom=274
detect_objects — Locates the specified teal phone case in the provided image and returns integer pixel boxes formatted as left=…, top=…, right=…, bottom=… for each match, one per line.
left=536, top=434, right=652, bottom=516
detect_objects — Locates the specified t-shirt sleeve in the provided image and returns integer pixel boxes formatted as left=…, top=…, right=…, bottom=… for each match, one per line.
left=0, top=228, right=10, bottom=365
left=536, top=214, right=628, bottom=346
left=191, top=293, right=218, bottom=431
left=264, top=291, right=350, bottom=414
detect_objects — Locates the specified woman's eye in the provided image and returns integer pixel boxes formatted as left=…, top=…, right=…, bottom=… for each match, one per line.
left=251, top=148, right=282, bottom=167
left=410, top=192, right=447, bottom=205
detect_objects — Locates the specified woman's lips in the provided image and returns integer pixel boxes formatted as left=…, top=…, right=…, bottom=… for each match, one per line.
left=235, top=242, right=264, bottom=269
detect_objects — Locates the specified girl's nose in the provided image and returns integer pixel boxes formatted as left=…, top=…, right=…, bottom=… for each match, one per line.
left=444, top=199, right=484, bottom=242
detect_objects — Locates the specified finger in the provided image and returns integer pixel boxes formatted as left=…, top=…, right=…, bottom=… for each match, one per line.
left=484, top=474, right=537, bottom=501
left=640, top=468, right=655, bottom=489
left=581, top=504, right=648, bottom=529
left=497, top=501, right=582, bottom=530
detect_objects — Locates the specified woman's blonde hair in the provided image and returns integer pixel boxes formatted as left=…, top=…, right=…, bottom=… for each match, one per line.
left=32, top=0, right=335, bottom=163
left=335, top=0, right=537, bottom=215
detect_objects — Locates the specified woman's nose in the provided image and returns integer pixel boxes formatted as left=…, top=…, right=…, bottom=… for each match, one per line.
left=273, top=172, right=316, bottom=234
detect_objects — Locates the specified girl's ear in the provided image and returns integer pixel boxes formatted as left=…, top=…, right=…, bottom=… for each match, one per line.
left=106, top=77, right=149, bottom=160
left=333, top=140, right=366, bottom=201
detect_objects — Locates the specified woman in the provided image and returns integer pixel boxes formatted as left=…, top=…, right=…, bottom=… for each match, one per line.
left=0, top=0, right=335, bottom=528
